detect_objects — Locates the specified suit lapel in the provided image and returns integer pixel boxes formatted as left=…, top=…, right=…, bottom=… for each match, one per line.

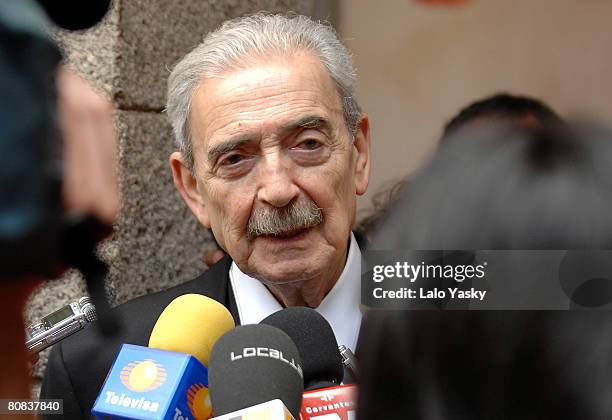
left=192, top=254, right=240, bottom=325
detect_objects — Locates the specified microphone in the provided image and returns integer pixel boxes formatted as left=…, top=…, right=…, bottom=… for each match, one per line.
left=25, top=296, right=96, bottom=354
left=91, top=294, right=235, bottom=419
left=260, top=307, right=344, bottom=390
left=338, top=345, right=358, bottom=382
left=210, top=399, right=295, bottom=420
left=148, top=293, right=235, bottom=367
left=208, top=324, right=304, bottom=419
left=300, top=384, right=357, bottom=420
left=260, top=308, right=358, bottom=420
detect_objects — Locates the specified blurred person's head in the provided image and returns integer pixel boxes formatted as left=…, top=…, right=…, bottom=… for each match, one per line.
left=357, top=93, right=562, bottom=243
left=443, top=92, right=561, bottom=137
left=372, top=121, right=612, bottom=249
left=358, top=310, right=612, bottom=420
left=167, top=13, right=371, bottom=304
left=359, top=121, right=612, bottom=419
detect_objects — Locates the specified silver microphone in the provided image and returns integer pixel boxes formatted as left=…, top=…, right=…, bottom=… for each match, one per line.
left=25, top=296, right=97, bottom=354
left=339, top=345, right=358, bottom=379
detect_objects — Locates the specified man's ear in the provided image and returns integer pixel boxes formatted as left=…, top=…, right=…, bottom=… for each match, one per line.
left=353, top=114, right=371, bottom=196
left=169, top=152, right=211, bottom=228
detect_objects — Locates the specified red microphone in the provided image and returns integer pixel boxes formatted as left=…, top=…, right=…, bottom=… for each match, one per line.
left=299, top=384, right=357, bottom=420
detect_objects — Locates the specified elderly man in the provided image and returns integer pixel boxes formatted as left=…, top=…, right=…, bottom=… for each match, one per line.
left=41, top=13, right=370, bottom=418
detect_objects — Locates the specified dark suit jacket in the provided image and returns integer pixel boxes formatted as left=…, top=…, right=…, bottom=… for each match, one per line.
left=40, top=256, right=237, bottom=419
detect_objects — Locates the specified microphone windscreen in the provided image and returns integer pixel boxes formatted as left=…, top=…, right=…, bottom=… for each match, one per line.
left=261, top=307, right=344, bottom=390
left=209, top=324, right=304, bottom=418
left=37, top=0, right=111, bottom=30
left=148, top=294, right=235, bottom=366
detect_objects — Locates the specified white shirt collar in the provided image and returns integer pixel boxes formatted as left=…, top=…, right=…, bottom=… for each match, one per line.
left=229, top=233, right=362, bottom=352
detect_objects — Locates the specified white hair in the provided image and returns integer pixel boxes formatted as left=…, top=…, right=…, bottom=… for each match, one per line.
left=166, top=12, right=362, bottom=169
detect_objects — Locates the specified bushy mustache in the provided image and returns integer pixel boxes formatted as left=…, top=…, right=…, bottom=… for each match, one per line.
left=247, top=198, right=323, bottom=240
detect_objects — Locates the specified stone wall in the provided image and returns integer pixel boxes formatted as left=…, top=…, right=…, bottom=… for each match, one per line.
left=26, top=0, right=317, bottom=396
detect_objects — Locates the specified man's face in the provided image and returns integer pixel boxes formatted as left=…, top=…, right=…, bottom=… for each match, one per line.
left=171, top=52, right=370, bottom=287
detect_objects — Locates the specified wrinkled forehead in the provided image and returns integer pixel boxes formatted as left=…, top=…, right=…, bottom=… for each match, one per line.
left=188, top=52, right=345, bottom=154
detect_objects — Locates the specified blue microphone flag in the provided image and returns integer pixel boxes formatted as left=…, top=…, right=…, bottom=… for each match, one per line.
left=92, top=344, right=211, bottom=419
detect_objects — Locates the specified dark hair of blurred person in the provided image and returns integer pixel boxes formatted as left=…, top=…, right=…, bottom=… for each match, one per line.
left=356, top=93, right=562, bottom=244
left=442, top=92, right=561, bottom=137
left=358, top=121, right=612, bottom=419
left=358, top=310, right=612, bottom=420
left=372, top=121, right=612, bottom=249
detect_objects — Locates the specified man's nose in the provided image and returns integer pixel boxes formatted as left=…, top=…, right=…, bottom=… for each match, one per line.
left=256, top=154, right=300, bottom=208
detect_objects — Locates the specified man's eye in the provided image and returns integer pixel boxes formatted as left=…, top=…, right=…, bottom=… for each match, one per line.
left=297, top=139, right=322, bottom=150
left=215, top=153, right=255, bottom=178
left=220, top=154, right=245, bottom=166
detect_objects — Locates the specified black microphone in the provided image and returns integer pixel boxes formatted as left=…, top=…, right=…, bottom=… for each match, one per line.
left=261, top=307, right=344, bottom=390
left=36, top=0, right=111, bottom=30
left=261, top=308, right=358, bottom=420
left=208, top=324, right=304, bottom=419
